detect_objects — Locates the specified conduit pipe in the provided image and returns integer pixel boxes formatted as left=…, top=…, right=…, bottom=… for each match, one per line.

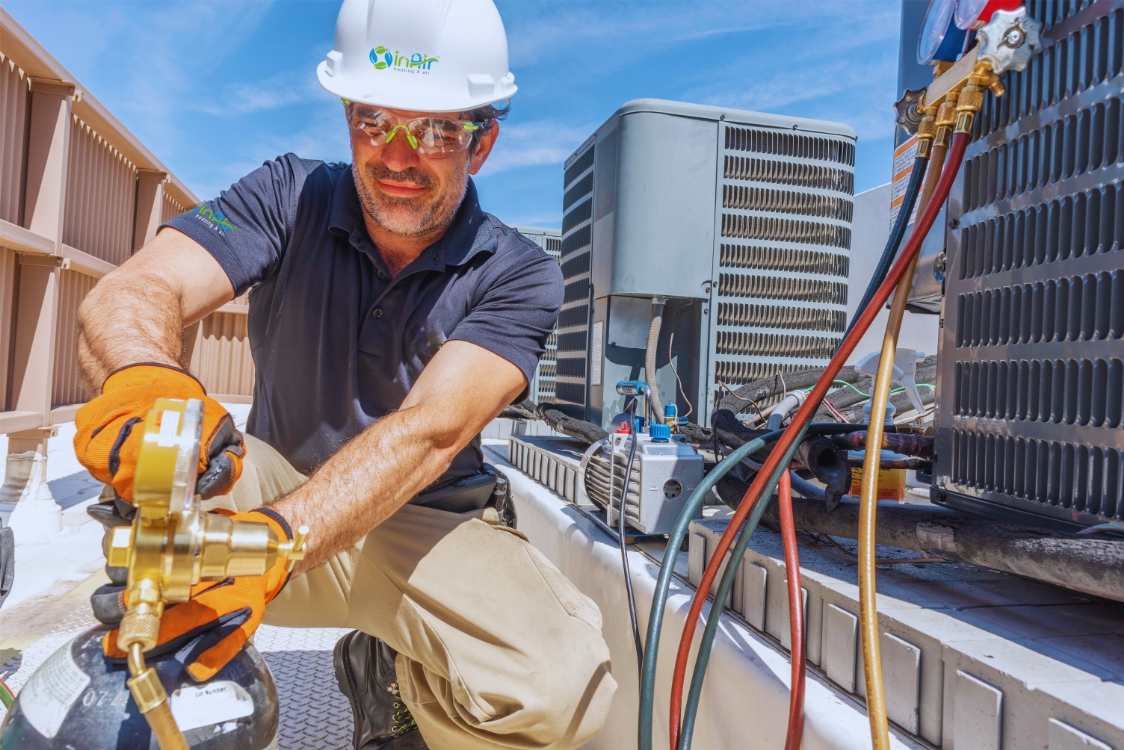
left=667, top=131, right=962, bottom=750
left=645, top=296, right=667, bottom=422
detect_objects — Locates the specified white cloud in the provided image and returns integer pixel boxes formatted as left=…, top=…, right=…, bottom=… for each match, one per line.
left=479, top=120, right=594, bottom=175
left=198, top=70, right=320, bottom=116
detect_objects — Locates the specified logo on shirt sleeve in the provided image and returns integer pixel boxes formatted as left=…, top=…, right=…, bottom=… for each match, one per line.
left=191, top=203, right=237, bottom=233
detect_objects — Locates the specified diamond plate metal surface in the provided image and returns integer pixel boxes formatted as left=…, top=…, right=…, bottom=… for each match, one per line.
left=257, top=625, right=354, bottom=750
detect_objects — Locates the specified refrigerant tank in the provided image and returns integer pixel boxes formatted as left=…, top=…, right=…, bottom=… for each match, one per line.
left=0, top=627, right=278, bottom=749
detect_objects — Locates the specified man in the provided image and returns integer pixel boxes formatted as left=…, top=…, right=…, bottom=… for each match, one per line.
left=72, top=0, right=617, bottom=748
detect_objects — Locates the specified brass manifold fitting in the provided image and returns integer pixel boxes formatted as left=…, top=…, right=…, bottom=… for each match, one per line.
left=106, top=398, right=308, bottom=750
left=918, top=43, right=1008, bottom=142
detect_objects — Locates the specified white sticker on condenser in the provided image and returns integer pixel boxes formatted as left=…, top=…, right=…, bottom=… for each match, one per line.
left=169, top=680, right=254, bottom=731
left=20, top=638, right=91, bottom=739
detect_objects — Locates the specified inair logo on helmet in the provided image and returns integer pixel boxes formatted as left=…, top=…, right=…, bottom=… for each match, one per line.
left=370, top=46, right=439, bottom=74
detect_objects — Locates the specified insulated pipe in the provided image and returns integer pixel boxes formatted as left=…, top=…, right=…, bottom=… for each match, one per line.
left=667, top=133, right=962, bottom=750
left=832, top=431, right=934, bottom=457
left=645, top=297, right=666, bottom=422
left=757, top=495, right=1124, bottom=603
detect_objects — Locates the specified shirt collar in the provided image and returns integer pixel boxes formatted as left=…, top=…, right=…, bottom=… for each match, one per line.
left=328, top=167, right=497, bottom=270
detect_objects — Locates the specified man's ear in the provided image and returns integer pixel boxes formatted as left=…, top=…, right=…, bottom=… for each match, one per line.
left=468, top=121, right=500, bottom=175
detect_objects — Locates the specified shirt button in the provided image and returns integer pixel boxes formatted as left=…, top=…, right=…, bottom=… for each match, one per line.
left=372, top=307, right=383, bottom=319
left=376, top=270, right=386, bottom=279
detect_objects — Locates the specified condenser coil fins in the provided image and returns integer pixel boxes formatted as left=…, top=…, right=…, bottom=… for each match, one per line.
left=935, top=1, right=1124, bottom=529
left=712, top=121, right=854, bottom=389
left=515, top=226, right=562, bottom=405
left=556, top=100, right=855, bottom=427
left=554, top=144, right=595, bottom=418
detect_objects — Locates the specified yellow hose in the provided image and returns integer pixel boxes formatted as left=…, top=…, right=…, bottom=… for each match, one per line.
left=127, top=642, right=190, bottom=750
left=858, top=78, right=988, bottom=746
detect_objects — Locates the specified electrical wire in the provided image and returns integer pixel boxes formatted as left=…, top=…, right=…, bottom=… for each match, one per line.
left=842, top=153, right=929, bottom=341
left=637, top=423, right=865, bottom=750
left=668, top=330, right=693, bottom=419
left=778, top=468, right=805, bottom=750
left=666, top=134, right=965, bottom=750
left=616, top=404, right=645, bottom=678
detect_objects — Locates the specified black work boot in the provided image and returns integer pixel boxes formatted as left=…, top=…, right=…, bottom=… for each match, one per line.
left=334, top=630, right=428, bottom=749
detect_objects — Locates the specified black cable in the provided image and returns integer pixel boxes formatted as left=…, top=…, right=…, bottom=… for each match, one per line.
left=842, top=154, right=929, bottom=342
left=617, top=402, right=645, bottom=677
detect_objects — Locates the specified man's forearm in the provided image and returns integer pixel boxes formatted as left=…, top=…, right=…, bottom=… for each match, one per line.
left=272, top=403, right=462, bottom=573
left=78, top=269, right=186, bottom=389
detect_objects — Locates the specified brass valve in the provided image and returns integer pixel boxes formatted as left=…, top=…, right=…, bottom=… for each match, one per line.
left=109, top=398, right=309, bottom=750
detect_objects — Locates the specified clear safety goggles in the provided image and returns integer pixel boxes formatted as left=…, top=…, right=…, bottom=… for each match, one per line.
left=345, top=103, right=489, bottom=156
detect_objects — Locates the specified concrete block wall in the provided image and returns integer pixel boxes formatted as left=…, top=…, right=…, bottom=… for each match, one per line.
left=687, top=518, right=1124, bottom=749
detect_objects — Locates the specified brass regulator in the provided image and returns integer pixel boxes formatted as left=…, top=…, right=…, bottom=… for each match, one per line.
left=106, top=398, right=307, bottom=750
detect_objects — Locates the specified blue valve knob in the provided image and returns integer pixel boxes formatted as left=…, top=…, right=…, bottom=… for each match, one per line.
left=649, top=423, right=671, bottom=442
left=616, top=380, right=650, bottom=397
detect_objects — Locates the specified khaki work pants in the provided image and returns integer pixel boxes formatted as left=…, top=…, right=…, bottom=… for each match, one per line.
left=203, top=435, right=617, bottom=750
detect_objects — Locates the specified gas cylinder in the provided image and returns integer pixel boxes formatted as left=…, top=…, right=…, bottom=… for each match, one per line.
left=0, top=626, right=278, bottom=749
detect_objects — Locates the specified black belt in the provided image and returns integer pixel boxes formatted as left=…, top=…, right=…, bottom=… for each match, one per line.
left=410, top=465, right=499, bottom=514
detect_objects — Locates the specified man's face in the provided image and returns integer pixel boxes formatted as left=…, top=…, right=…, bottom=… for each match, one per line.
left=348, top=106, right=499, bottom=240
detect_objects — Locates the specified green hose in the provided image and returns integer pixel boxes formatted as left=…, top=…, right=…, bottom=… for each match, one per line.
left=0, top=676, right=14, bottom=708
left=638, top=422, right=864, bottom=750
left=637, top=429, right=784, bottom=750
left=677, top=425, right=808, bottom=749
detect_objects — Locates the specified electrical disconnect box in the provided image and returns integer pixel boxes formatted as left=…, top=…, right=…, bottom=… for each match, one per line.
left=933, top=2, right=1124, bottom=530
left=552, top=99, right=857, bottom=430
left=515, top=225, right=562, bottom=405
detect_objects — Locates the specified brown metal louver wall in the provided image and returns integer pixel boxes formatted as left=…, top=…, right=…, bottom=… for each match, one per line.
left=191, top=311, right=254, bottom=401
left=0, top=14, right=255, bottom=434
left=63, top=116, right=137, bottom=266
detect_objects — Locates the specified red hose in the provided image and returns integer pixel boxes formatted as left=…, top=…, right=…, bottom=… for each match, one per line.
left=779, top=469, right=805, bottom=750
left=668, top=132, right=970, bottom=750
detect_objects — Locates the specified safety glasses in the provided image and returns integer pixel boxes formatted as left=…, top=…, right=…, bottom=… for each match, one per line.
left=345, top=103, right=489, bottom=156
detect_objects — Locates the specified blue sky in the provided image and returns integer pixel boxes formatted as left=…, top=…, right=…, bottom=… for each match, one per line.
left=7, top=0, right=902, bottom=228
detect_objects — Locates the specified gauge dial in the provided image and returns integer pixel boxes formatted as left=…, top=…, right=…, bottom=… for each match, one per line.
left=918, top=0, right=969, bottom=65
left=955, top=0, right=1023, bottom=30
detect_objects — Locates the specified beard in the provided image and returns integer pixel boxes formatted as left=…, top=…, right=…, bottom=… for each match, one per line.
left=353, top=159, right=470, bottom=240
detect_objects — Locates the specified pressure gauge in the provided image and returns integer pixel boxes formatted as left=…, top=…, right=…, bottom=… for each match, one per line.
left=918, top=0, right=969, bottom=65
left=955, top=0, right=1023, bottom=30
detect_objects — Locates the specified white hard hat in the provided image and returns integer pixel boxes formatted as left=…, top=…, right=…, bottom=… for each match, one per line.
left=317, top=0, right=517, bottom=114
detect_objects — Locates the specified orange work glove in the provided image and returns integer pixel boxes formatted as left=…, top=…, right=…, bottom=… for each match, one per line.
left=102, top=508, right=293, bottom=683
left=75, top=363, right=245, bottom=502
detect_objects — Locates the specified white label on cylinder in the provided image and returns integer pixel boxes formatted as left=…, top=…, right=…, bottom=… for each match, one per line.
left=21, top=638, right=91, bottom=739
left=170, top=680, right=254, bottom=731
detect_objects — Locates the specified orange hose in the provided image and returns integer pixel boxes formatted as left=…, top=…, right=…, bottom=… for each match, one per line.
left=667, top=132, right=971, bottom=750
left=779, top=469, right=805, bottom=750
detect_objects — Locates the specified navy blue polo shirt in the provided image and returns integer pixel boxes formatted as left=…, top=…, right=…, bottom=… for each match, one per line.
left=164, top=154, right=562, bottom=482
